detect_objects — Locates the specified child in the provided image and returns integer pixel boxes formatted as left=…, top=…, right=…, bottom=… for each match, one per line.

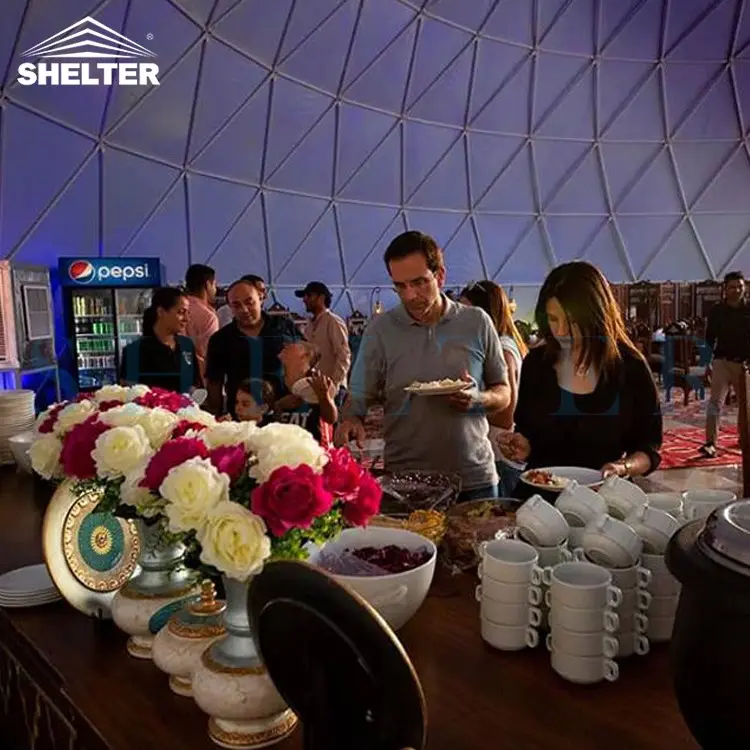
left=234, top=378, right=275, bottom=422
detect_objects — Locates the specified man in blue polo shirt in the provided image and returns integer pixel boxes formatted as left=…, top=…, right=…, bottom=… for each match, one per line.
left=336, top=231, right=510, bottom=500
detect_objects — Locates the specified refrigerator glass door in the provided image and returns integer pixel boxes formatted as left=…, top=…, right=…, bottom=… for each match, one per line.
left=72, top=289, right=117, bottom=389
left=115, top=289, right=150, bottom=359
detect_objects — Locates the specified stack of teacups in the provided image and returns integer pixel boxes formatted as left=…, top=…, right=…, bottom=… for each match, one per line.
left=555, top=481, right=608, bottom=551
left=645, top=492, right=684, bottom=522
left=682, top=490, right=737, bottom=523
left=476, top=538, right=540, bottom=651
left=535, top=562, right=621, bottom=684
left=597, top=475, right=648, bottom=521
left=0, top=389, right=36, bottom=465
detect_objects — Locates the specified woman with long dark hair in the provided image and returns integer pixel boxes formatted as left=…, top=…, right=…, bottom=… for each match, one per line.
left=499, top=262, right=662, bottom=493
left=459, top=281, right=528, bottom=496
left=120, top=287, right=200, bottom=393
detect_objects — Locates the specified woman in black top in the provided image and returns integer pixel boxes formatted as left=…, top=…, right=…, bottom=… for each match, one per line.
left=120, top=287, right=201, bottom=394
left=500, top=262, right=662, bottom=489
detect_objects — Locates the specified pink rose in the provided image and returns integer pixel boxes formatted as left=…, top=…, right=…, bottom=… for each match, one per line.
left=141, top=438, right=208, bottom=491
left=60, top=416, right=111, bottom=479
left=208, top=445, right=247, bottom=482
left=38, top=403, right=66, bottom=434
left=134, top=389, right=192, bottom=413
left=323, top=447, right=364, bottom=499
left=342, top=472, right=382, bottom=527
left=251, top=465, right=333, bottom=537
left=98, top=400, right=122, bottom=412
left=171, top=420, right=209, bottom=439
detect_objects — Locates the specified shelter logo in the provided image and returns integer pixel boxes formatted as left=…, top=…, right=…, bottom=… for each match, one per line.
left=17, top=16, right=159, bottom=87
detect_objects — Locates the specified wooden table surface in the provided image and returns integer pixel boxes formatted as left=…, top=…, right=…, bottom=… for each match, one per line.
left=0, top=468, right=698, bottom=750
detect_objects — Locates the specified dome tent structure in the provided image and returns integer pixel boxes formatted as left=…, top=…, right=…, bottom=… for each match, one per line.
left=1, top=0, right=749, bottom=317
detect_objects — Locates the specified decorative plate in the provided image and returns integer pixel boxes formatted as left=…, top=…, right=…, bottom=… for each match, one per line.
left=520, top=466, right=604, bottom=492
left=42, top=480, right=140, bottom=619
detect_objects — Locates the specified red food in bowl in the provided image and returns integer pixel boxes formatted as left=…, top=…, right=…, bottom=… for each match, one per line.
left=349, top=545, right=433, bottom=575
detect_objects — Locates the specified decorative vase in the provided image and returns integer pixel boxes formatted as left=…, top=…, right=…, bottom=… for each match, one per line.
left=192, top=576, right=298, bottom=749
left=152, top=580, right=227, bottom=697
left=111, top=519, right=200, bottom=659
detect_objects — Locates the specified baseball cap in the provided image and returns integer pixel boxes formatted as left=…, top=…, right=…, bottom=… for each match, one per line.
left=294, top=282, right=331, bottom=298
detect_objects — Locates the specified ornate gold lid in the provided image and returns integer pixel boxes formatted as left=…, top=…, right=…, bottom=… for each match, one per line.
left=167, top=580, right=227, bottom=639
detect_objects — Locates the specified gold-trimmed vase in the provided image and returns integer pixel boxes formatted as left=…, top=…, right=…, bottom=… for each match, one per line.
left=191, top=576, right=298, bottom=749
left=110, top=519, right=199, bottom=659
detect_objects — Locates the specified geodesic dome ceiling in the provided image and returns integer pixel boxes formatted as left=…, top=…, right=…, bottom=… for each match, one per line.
left=2, top=0, right=750, bottom=312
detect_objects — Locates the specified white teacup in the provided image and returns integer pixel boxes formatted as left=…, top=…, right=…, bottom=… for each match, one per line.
left=481, top=619, right=539, bottom=651
left=646, top=492, right=683, bottom=519
left=479, top=539, right=540, bottom=584
left=480, top=598, right=530, bottom=627
left=546, top=603, right=619, bottom=634
left=625, top=505, right=681, bottom=555
left=598, top=476, right=647, bottom=520
left=646, top=615, right=675, bottom=643
left=550, top=650, right=619, bottom=684
left=475, top=578, right=529, bottom=605
left=648, top=572, right=681, bottom=597
left=516, top=495, right=569, bottom=547
left=555, top=481, right=608, bottom=528
left=640, top=552, right=670, bottom=576
left=620, top=587, right=652, bottom=613
left=648, top=594, right=680, bottom=620
left=543, top=562, right=622, bottom=610
left=615, top=610, right=648, bottom=635
left=512, top=530, right=573, bottom=567
left=616, top=631, right=650, bottom=658
left=547, top=627, right=619, bottom=659
left=582, top=515, right=643, bottom=569
left=682, top=490, right=737, bottom=521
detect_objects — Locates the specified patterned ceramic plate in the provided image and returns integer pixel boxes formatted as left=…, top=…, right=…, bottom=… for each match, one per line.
left=42, top=480, right=140, bottom=618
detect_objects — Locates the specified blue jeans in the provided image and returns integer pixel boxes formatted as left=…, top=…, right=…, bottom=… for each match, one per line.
left=458, top=484, right=499, bottom=502
left=497, top=461, right=523, bottom=498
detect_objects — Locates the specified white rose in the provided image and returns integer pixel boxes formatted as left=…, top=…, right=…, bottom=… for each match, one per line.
left=125, top=384, right=150, bottom=401
left=160, top=457, right=229, bottom=533
left=121, top=462, right=164, bottom=518
left=53, top=400, right=97, bottom=436
left=175, top=407, right=217, bottom=428
left=201, top=421, right=258, bottom=449
left=246, top=423, right=328, bottom=483
left=29, top=434, right=63, bottom=480
left=92, top=425, right=153, bottom=479
left=35, top=402, right=62, bottom=431
left=198, top=501, right=271, bottom=581
left=94, top=385, right=129, bottom=404
left=138, top=407, right=178, bottom=449
left=99, top=403, right=148, bottom=428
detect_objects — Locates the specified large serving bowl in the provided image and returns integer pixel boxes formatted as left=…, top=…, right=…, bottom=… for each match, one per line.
left=8, top=431, right=35, bottom=474
left=312, top=527, right=437, bottom=631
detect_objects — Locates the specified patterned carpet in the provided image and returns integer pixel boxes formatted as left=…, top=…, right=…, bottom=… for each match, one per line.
left=660, top=425, right=741, bottom=470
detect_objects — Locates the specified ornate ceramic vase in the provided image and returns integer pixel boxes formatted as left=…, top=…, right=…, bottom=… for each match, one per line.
left=152, top=580, right=227, bottom=697
left=111, top=519, right=200, bottom=659
left=191, top=576, right=298, bottom=749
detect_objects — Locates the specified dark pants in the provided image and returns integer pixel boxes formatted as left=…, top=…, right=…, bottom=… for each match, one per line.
left=497, top=461, right=522, bottom=498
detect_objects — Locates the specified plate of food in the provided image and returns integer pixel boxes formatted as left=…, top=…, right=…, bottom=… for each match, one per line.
left=520, top=467, right=603, bottom=492
left=404, top=378, right=473, bottom=396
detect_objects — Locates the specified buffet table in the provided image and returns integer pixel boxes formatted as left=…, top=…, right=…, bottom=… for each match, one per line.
left=0, top=468, right=697, bottom=750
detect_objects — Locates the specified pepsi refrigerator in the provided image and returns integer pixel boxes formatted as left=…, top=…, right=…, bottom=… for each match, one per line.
left=59, top=258, right=162, bottom=391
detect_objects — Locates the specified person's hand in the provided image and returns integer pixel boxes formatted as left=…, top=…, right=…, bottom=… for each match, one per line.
left=497, top=432, right=531, bottom=462
left=334, top=417, right=366, bottom=449
left=601, top=461, right=627, bottom=479
left=446, top=371, right=480, bottom=412
left=310, top=370, right=333, bottom=400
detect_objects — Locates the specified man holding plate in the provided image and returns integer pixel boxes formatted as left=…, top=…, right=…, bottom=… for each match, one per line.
left=335, top=231, right=510, bottom=500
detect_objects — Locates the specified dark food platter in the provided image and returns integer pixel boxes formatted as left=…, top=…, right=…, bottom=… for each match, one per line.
left=377, top=471, right=461, bottom=518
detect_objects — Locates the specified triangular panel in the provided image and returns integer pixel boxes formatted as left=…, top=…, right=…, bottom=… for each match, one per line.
left=474, top=215, right=536, bottom=267
left=13, top=157, right=100, bottom=264
left=600, top=0, right=647, bottom=47
left=546, top=151, right=607, bottom=214
left=468, top=133, right=525, bottom=203
left=536, top=68, right=595, bottom=139
left=666, top=0, right=726, bottom=55
left=671, top=141, right=736, bottom=206
left=277, top=208, right=342, bottom=286
left=538, top=0, right=574, bottom=38
left=664, top=63, right=723, bottom=130
left=345, top=22, right=417, bottom=112
left=472, top=55, right=532, bottom=134
left=617, top=215, right=681, bottom=277
left=675, top=72, right=741, bottom=140
left=544, top=216, right=607, bottom=263
left=350, top=209, right=406, bottom=287
left=694, top=150, right=750, bottom=213
left=735, top=7, right=750, bottom=55
left=212, top=0, right=293, bottom=65
left=496, top=223, right=551, bottom=284
left=0, top=0, right=28, bottom=87
left=268, top=107, right=336, bottom=196
left=404, top=211, right=464, bottom=250
left=280, top=1, right=359, bottom=92
left=731, top=60, right=750, bottom=130
left=410, top=140, right=468, bottom=209
left=102, top=147, right=180, bottom=256
left=470, top=39, right=529, bottom=122
left=584, top=221, right=632, bottom=282
left=598, top=60, right=656, bottom=131
left=190, top=83, right=269, bottom=184
left=404, top=123, right=461, bottom=198
left=188, top=39, right=268, bottom=159
left=1, top=105, right=94, bottom=257
left=604, top=0, right=663, bottom=59
left=187, top=174, right=257, bottom=262
left=617, top=151, right=683, bottom=215
left=209, top=196, right=267, bottom=283
left=428, top=0, right=496, bottom=32
left=483, top=0, right=534, bottom=45
left=533, top=52, right=591, bottom=126
left=668, top=0, right=737, bottom=61
left=108, top=45, right=201, bottom=164
left=336, top=105, right=399, bottom=189
left=338, top=203, right=403, bottom=279
left=533, top=140, right=591, bottom=204
left=280, top=0, right=348, bottom=57
left=339, top=127, right=401, bottom=203
left=692, top=213, right=750, bottom=275
left=443, top=220, right=486, bottom=284
left=172, top=0, right=217, bottom=25
left=726, top=242, right=750, bottom=275
left=604, top=70, right=665, bottom=140
left=600, top=142, right=664, bottom=202
left=540, top=0, right=595, bottom=54
left=643, top=222, right=710, bottom=281
left=476, top=147, right=535, bottom=213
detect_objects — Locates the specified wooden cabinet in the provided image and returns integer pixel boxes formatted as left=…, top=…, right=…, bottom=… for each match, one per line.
left=658, top=282, right=677, bottom=327
left=628, top=282, right=660, bottom=327
left=695, top=281, right=723, bottom=318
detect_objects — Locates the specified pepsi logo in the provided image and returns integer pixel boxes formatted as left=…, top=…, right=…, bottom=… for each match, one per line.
left=69, top=260, right=94, bottom=283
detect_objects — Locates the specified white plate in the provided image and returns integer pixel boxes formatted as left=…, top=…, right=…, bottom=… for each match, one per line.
left=520, top=466, right=603, bottom=492
left=404, top=380, right=473, bottom=396
left=0, top=563, right=55, bottom=594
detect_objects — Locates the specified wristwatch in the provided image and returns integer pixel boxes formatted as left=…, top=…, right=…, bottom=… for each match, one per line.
left=621, top=457, right=634, bottom=477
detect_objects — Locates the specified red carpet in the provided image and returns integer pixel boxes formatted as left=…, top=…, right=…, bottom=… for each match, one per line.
left=660, top=425, right=741, bottom=470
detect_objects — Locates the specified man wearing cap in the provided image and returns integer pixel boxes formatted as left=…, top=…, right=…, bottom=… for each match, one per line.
left=296, top=282, right=351, bottom=402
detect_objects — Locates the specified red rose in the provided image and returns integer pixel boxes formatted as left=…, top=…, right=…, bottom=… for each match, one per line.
left=251, top=464, right=333, bottom=537
left=134, top=389, right=192, bottom=413
left=141, top=438, right=208, bottom=491
left=208, top=445, right=247, bottom=482
left=98, top=400, right=122, bottom=412
left=172, top=420, right=209, bottom=439
left=38, top=403, right=65, bottom=434
left=342, top=472, right=382, bottom=527
left=323, top=447, right=364, bottom=499
left=60, top=416, right=111, bottom=479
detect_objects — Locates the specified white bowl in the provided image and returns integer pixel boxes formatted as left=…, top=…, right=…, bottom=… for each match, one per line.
left=313, top=527, right=436, bottom=631
left=8, top=431, right=35, bottom=474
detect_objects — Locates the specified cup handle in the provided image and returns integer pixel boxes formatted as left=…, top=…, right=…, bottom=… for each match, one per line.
left=560, top=548, right=573, bottom=563
left=684, top=505, right=696, bottom=520
left=528, top=606, right=543, bottom=628
left=545, top=632, right=552, bottom=652
left=531, top=565, right=544, bottom=586
left=573, top=547, right=586, bottom=561
left=603, top=659, right=619, bottom=682
left=637, top=567, right=652, bottom=588
left=477, top=564, right=483, bottom=581
left=544, top=589, right=553, bottom=608
left=606, top=585, right=623, bottom=609
left=635, top=635, right=651, bottom=656
left=637, top=589, right=653, bottom=611
left=541, top=566, right=553, bottom=587
left=370, top=585, right=408, bottom=609
left=602, top=635, right=619, bottom=659
left=528, top=585, right=543, bottom=606
left=475, top=585, right=482, bottom=603
left=603, top=609, right=620, bottom=633
left=526, top=627, right=539, bottom=649
left=634, top=612, right=649, bottom=634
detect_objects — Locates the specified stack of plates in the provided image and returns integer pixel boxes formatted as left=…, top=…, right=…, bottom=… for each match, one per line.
left=0, top=563, right=62, bottom=608
left=0, top=389, right=36, bottom=465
